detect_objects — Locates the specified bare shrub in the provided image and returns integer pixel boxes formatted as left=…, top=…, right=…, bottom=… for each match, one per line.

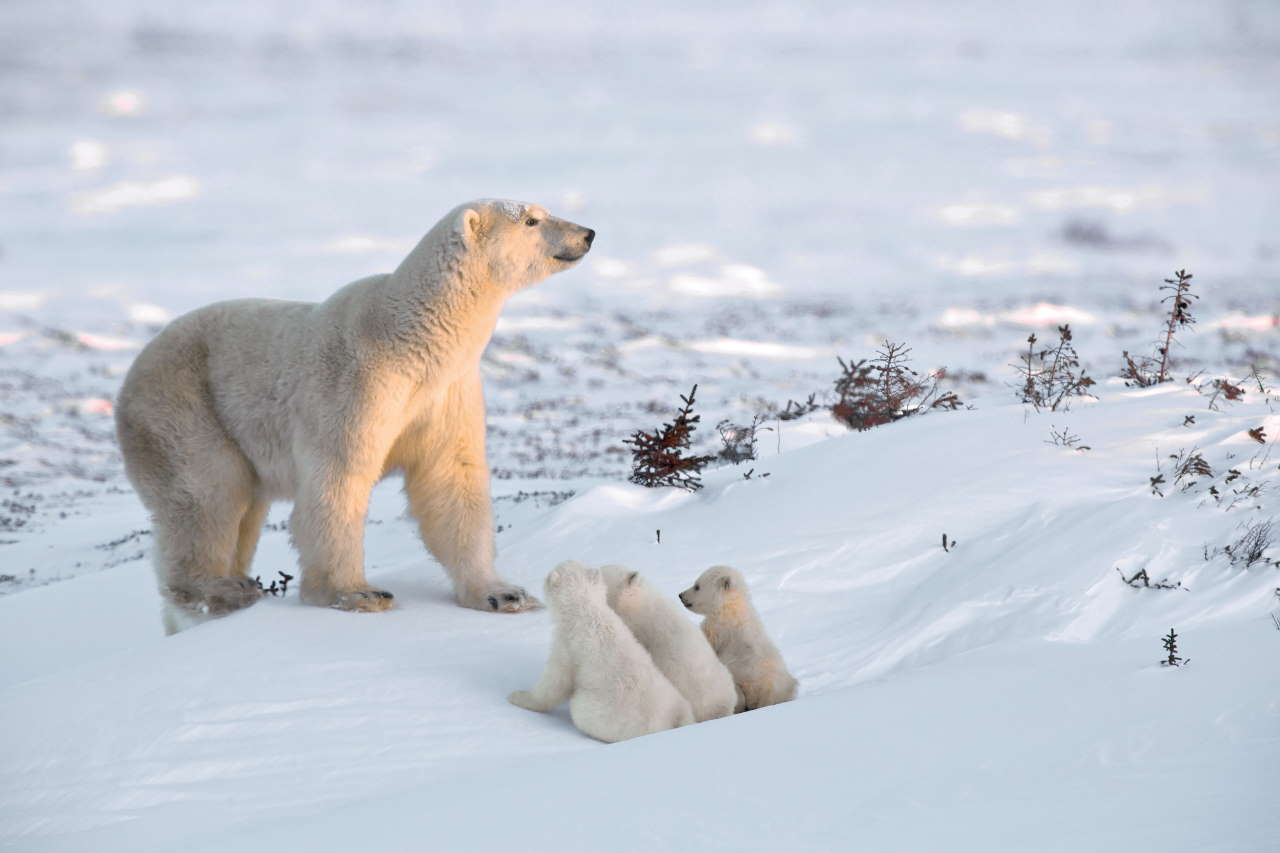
left=1169, top=447, right=1213, bottom=491
left=776, top=393, right=820, bottom=421
left=1045, top=425, right=1090, bottom=451
left=716, top=415, right=770, bottom=465
left=1013, top=325, right=1096, bottom=411
left=1120, top=269, right=1198, bottom=386
left=1223, top=519, right=1278, bottom=568
left=1116, top=567, right=1184, bottom=591
left=1204, top=376, right=1246, bottom=410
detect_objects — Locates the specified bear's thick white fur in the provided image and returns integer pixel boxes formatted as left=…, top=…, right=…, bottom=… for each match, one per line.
left=509, top=561, right=694, bottom=743
left=600, top=565, right=736, bottom=722
left=679, top=565, right=798, bottom=712
left=115, top=200, right=593, bottom=630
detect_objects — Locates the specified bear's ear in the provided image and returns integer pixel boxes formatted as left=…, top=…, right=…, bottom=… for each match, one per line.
left=721, top=576, right=732, bottom=591
left=626, top=571, right=639, bottom=586
left=456, top=207, right=482, bottom=249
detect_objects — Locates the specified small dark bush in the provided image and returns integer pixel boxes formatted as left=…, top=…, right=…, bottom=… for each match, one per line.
left=1120, top=269, right=1198, bottom=386
left=1013, top=325, right=1095, bottom=411
left=830, top=341, right=960, bottom=431
left=625, top=385, right=716, bottom=491
left=716, top=415, right=770, bottom=465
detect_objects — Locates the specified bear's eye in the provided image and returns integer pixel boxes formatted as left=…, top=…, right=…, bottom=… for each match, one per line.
left=525, top=217, right=538, bottom=227
left=693, top=584, right=700, bottom=592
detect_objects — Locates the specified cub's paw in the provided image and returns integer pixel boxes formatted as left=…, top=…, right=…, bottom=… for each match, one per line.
left=508, top=690, right=542, bottom=711
left=460, top=582, right=541, bottom=614
left=330, top=587, right=396, bottom=612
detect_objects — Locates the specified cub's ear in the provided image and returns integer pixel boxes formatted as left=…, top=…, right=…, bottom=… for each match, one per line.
left=456, top=207, right=482, bottom=248
left=721, top=576, right=732, bottom=591
left=626, top=571, right=639, bottom=586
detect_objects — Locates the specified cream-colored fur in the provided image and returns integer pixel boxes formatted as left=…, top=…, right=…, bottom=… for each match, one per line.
left=115, top=200, right=593, bottom=631
left=679, top=565, right=798, bottom=712
left=600, top=565, right=736, bottom=722
left=509, top=561, right=694, bottom=743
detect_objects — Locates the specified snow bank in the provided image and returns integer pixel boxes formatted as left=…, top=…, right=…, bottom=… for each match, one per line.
left=2, top=386, right=1277, bottom=851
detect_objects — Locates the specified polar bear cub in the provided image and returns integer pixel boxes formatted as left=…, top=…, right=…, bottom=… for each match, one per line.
left=599, top=565, right=736, bottom=722
left=679, top=565, right=798, bottom=712
left=509, top=561, right=694, bottom=743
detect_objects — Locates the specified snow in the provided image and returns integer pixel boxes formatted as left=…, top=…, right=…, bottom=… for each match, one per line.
left=2, top=0, right=1279, bottom=850
left=3, top=387, right=1279, bottom=851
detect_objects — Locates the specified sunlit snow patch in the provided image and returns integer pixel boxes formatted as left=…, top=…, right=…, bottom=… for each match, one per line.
left=670, top=264, right=781, bottom=298
left=749, top=120, right=802, bottom=147
left=69, top=140, right=107, bottom=171
left=101, top=89, right=145, bottom=116
left=935, top=254, right=1015, bottom=276
left=1208, top=313, right=1278, bottom=332
left=936, top=203, right=1019, bottom=226
left=72, top=176, right=201, bottom=215
left=1029, top=184, right=1204, bottom=212
left=495, top=316, right=580, bottom=332
left=78, top=398, right=114, bottom=416
left=687, top=338, right=828, bottom=359
left=1001, top=302, right=1097, bottom=326
left=129, top=303, right=172, bottom=326
left=0, top=290, right=47, bottom=311
left=76, top=332, right=141, bottom=351
left=958, top=109, right=1048, bottom=145
left=591, top=257, right=630, bottom=278
left=323, top=235, right=414, bottom=255
left=653, top=244, right=717, bottom=266
left=938, top=302, right=1097, bottom=328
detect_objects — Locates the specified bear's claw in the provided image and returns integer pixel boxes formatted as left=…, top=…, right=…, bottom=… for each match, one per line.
left=331, top=587, right=396, bottom=612
left=462, top=583, right=541, bottom=614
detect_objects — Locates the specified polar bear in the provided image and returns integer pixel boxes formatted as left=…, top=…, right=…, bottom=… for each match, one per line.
left=679, top=565, right=798, bottom=711
left=115, top=199, right=593, bottom=630
left=600, top=565, right=736, bottom=722
left=509, top=561, right=694, bottom=743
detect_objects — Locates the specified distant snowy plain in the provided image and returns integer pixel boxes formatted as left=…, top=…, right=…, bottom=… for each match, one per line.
left=1, top=1, right=1278, bottom=850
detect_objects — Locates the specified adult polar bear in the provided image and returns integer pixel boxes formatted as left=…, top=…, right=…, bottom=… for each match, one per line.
left=116, top=199, right=594, bottom=630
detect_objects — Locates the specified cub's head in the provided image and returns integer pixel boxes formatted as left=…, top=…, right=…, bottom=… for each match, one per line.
left=544, top=560, right=605, bottom=605
left=599, top=564, right=647, bottom=612
left=455, top=199, right=594, bottom=290
left=678, top=565, right=745, bottom=615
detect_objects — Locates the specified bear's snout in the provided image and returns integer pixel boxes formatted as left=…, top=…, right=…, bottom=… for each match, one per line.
left=584, top=228, right=595, bottom=247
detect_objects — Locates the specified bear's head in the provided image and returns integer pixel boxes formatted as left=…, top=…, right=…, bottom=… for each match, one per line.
left=678, top=565, right=745, bottom=615
left=599, top=564, right=648, bottom=613
left=544, top=560, right=605, bottom=606
left=456, top=199, right=594, bottom=290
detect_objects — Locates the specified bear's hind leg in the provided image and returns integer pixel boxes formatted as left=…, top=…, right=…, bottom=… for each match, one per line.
left=159, top=449, right=263, bottom=624
left=233, top=495, right=270, bottom=578
left=152, top=471, right=263, bottom=626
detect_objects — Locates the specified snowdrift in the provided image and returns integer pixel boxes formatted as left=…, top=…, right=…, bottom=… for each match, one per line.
left=2, top=385, right=1278, bottom=851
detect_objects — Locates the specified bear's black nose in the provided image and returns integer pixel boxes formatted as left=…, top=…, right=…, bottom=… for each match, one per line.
left=584, top=229, right=596, bottom=247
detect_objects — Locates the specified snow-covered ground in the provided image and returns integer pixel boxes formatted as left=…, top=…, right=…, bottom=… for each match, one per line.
left=2, top=1, right=1279, bottom=850
left=3, top=386, right=1279, bottom=850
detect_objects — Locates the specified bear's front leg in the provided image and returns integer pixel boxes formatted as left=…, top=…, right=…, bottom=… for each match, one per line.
left=292, top=468, right=393, bottom=612
left=405, top=458, right=539, bottom=613
left=403, top=374, right=539, bottom=613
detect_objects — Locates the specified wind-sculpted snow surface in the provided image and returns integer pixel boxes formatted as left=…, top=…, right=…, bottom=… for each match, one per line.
left=1, top=386, right=1277, bottom=850
left=2, top=0, right=1279, bottom=847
